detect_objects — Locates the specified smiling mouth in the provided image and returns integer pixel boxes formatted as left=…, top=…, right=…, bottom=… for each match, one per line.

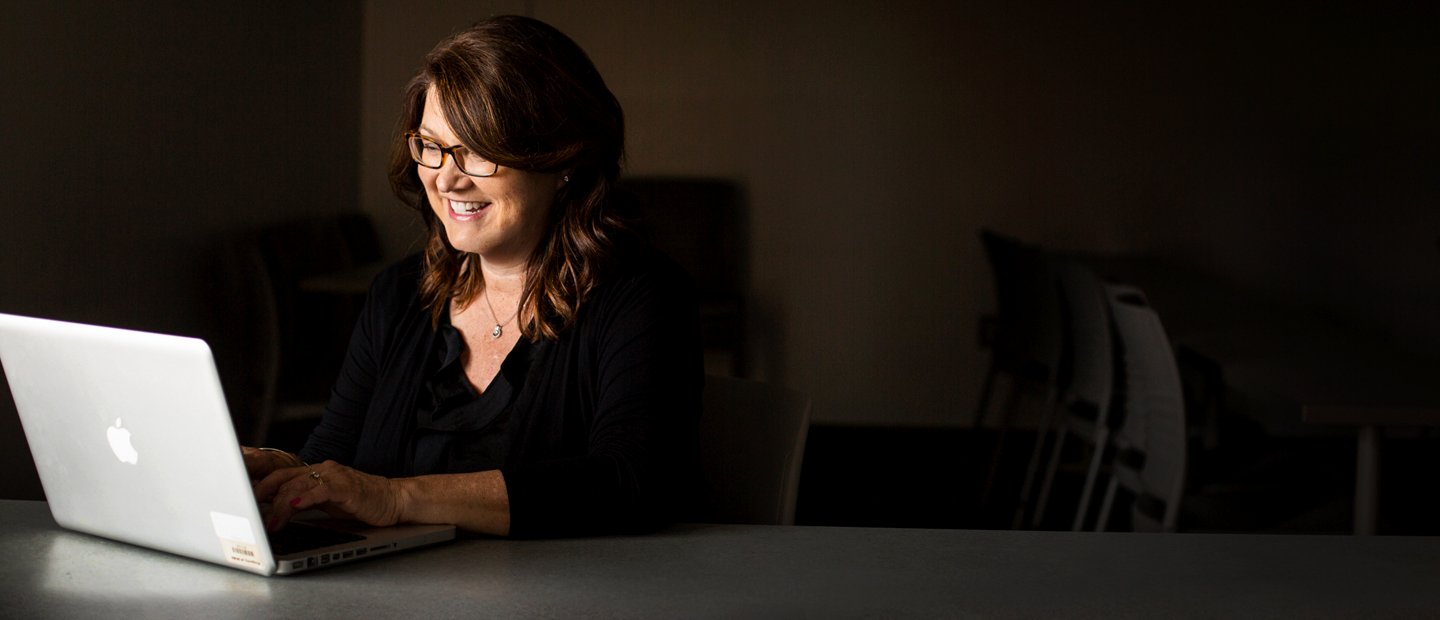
left=449, top=200, right=490, bottom=215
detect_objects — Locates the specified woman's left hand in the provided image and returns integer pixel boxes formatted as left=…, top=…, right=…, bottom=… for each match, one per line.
left=253, top=460, right=407, bottom=532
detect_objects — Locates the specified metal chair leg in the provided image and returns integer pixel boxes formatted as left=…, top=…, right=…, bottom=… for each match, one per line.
left=1031, top=418, right=1069, bottom=528
left=1013, top=388, right=1059, bottom=528
left=1096, top=475, right=1120, bottom=532
left=1072, top=426, right=1109, bottom=531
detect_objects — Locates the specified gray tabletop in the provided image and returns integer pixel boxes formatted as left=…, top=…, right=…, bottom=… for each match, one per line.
left=3, top=500, right=1439, bottom=618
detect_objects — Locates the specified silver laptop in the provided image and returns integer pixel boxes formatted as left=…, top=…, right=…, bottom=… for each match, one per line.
left=0, top=313, right=455, bottom=576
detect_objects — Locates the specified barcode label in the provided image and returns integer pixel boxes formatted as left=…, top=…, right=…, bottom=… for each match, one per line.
left=220, top=537, right=263, bottom=568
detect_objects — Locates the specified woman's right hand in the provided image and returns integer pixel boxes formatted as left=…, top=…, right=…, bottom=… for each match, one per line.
left=240, top=446, right=304, bottom=482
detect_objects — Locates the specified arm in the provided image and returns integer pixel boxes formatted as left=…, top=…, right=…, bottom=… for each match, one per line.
left=251, top=257, right=519, bottom=533
left=239, top=446, right=304, bottom=480
left=396, top=470, right=511, bottom=534
left=296, top=312, right=378, bottom=465
left=297, top=260, right=411, bottom=465
left=260, top=258, right=700, bottom=537
left=257, top=462, right=511, bottom=536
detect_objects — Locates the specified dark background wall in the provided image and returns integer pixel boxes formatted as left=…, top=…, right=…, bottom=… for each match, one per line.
left=2, top=1, right=1438, bottom=500
left=358, top=1, right=1440, bottom=427
left=0, top=1, right=363, bottom=499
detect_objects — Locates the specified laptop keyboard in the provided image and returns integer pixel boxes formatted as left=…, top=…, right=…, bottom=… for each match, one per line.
left=268, top=522, right=367, bottom=556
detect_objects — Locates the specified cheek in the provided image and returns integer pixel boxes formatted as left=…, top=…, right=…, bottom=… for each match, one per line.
left=418, top=169, right=439, bottom=192
left=518, top=179, right=560, bottom=216
left=418, top=172, right=443, bottom=207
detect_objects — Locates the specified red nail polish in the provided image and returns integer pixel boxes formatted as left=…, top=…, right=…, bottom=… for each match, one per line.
left=289, top=497, right=301, bottom=507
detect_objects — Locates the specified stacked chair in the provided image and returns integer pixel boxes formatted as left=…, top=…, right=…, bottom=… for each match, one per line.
left=1029, top=261, right=1116, bottom=530
left=973, top=230, right=1062, bottom=429
left=980, top=230, right=1188, bottom=532
left=1093, top=285, right=1188, bottom=531
left=974, top=230, right=1062, bottom=515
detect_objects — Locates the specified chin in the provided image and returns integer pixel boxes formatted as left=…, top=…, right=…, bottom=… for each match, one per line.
left=439, top=224, right=481, bottom=254
left=446, top=237, right=486, bottom=256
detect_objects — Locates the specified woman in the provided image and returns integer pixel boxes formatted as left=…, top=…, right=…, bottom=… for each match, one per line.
left=243, top=16, right=701, bottom=538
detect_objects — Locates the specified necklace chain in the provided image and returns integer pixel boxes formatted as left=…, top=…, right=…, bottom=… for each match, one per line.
left=482, top=286, right=520, bottom=339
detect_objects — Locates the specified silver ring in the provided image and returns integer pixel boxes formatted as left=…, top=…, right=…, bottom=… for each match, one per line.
left=309, top=470, right=324, bottom=485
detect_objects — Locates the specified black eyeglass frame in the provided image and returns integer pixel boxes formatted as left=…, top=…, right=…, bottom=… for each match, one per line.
left=404, top=131, right=499, bottom=177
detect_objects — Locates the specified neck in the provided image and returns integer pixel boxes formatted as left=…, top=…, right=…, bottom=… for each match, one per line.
left=475, top=255, right=527, bottom=296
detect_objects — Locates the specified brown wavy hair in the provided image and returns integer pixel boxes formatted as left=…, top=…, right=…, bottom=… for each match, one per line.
left=388, top=15, right=630, bottom=340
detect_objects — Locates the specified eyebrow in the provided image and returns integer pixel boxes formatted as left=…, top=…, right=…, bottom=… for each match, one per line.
left=417, top=126, right=471, bottom=151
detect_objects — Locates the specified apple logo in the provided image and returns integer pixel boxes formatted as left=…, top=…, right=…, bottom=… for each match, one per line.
left=106, top=418, right=139, bottom=465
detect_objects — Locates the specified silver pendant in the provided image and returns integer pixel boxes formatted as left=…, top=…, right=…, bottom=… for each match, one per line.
left=491, top=325, right=503, bottom=339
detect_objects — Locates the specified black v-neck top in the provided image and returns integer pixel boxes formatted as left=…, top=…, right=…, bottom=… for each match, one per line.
left=298, top=249, right=702, bottom=537
left=409, top=315, right=526, bottom=476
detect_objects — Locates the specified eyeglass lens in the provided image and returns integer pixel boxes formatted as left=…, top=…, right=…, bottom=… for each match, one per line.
left=408, top=135, right=496, bottom=176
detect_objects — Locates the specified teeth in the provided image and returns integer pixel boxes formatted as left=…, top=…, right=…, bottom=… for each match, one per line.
left=449, top=200, right=486, bottom=214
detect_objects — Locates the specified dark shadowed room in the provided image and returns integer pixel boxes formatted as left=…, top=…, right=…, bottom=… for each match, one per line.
left=2, top=1, right=1439, bottom=615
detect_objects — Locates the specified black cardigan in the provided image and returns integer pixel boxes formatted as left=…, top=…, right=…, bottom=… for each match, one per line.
left=298, top=250, right=702, bottom=537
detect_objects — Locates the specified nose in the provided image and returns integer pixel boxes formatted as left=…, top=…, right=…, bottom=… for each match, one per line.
left=434, top=157, right=474, bottom=193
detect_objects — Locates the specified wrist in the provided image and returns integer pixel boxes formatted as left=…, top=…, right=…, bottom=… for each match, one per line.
left=392, top=477, right=417, bottom=525
left=257, top=447, right=304, bottom=468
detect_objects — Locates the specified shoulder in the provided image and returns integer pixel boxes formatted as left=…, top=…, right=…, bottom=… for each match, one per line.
left=367, top=253, right=425, bottom=304
left=373, top=253, right=424, bottom=290
left=559, top=244, right=696, bottom=349
left=357, top=254, right=429, bottom=335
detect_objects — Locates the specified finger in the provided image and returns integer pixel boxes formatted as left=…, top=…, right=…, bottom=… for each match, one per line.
left=293, top=463, right=336, bottom=509
left=290, top=480, right=331, bottom=513
left=253, top=466, right=310, bottom=504
left=254, top=466, right=301, bottom=502
left=268, top=468, right=340, bottom=531
left=308, top=462, right=400, bottom=527
left=244, top=456, right=275, bottom=481
left=240, top=448, right=263, bottom=478
left=268, top=476, right=322, bottom=531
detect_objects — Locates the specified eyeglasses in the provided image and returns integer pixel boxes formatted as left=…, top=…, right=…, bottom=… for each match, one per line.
left=405, top=132, right=499, bottom=177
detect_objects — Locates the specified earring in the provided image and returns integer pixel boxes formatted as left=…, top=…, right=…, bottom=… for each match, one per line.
left=563, top=175, right=570, bottom=183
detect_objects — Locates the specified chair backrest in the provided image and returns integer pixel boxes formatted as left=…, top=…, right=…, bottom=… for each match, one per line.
left=979, top=229, right=1061, bottom=379
left=213, top=213, right=380, bottom=445
left=1056, top=261, right=1114, bottom=422
left=620, top=176, right=746, bottom=375
left=212, top=233, right=282, bottom=446
left=620, top=177, right=744, bottom=302
left=1105, top=284, right=1187, bottom=532
left=256, top=214, right=378, bottom=402
left=698, top=375, right=811, bottom=525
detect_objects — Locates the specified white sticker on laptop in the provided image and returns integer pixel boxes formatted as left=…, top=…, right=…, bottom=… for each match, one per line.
left=210, top=511, right=263, bottom=568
